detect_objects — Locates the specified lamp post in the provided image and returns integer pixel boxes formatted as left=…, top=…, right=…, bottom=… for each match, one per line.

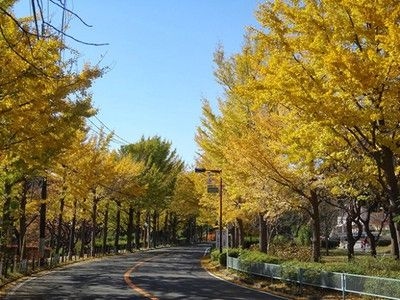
left=195, top=167, right=223, bottom=253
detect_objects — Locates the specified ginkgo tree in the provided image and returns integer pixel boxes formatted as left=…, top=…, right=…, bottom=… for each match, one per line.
left=0, top=1, right=101, bottom=267
left=0, top=1, right=197, bottom=277
left=196, top=93, right=329, bottom=261
left=251, top=0, right=400, bottom=258
left=105, top=153, right=144, bottom=253
left=169, top=172, right=201, bottom=242
left=196, top=0, right=400, bottom=261
left=121, top=136, right=184, bottom=248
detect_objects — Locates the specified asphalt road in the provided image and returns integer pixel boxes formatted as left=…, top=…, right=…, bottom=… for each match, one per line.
left=4, top=245, right=286, bottom=299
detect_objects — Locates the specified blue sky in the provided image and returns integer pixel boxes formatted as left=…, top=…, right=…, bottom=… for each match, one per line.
left=15, top=1, right=262, bottom=167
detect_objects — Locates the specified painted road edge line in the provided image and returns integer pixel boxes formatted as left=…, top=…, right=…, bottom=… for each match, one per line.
left=124, top=253, right=166, bottom=300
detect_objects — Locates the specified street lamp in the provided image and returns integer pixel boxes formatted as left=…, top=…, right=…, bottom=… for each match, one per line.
left=195, top=167, right=223, bottom=254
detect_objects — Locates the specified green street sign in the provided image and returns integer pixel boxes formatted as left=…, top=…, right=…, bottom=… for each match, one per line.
left=207, top=185, right=219, bottom=193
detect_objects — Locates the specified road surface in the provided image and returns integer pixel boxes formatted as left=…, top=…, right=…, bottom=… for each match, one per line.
left=5, top=245, right=286, bottom=299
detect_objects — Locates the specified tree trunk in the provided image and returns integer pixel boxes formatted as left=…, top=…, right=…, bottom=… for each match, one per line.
left=236, top=218, right=244, bottom=248
left=157, top=212, right=161, bottom=244
left=365, top=229, right=377, bottom=257
left=90, top=193, right=99, bottom=257
left=39, top=178, right=47, bottom=266
left=185, top=219, right=191, bottom=243
left=346, top=215, right=355, bottom=261
left=230, top=224, right=236, bottom=247
left=164, top=212, right=170, bottom=244
left=152, top=210, right=157, bottom=248
left=310, top=191, right=321, bottom=262
left=346, top=214, right=362, bottom=261
left=56, top=196, right=65, bottom=255
left=380, top=146, right=400, bottom=258
left=171, top=213, right=178, bottom=244
left=193, top=217, right=197, bottom=243
left=146, top=212, right=151, bottom=248
left=114, top=200, right=121, bottom=253
left=188, top=217, right=196, bottom=243
left=68, top=199, right=77, bottom=260
left=360, top=205, right=377, bottom=257
left=126, top=205, right=134, bottom=252
left=259, top=212, right=268, bottom=253
left=19, top=180, right=29, bottom=260
left=389, top=213, right=399, bottom=259
left=135, top=210, right=141, bottom=250
left=102, top=202, right=109, bottom=254
left=1, top=181, right=13, bottom=276
left=1, top=181, right=12, bottom=242
left=79, top=220, right=86, bottom=258
left=324, top=217, right=330, bottom=256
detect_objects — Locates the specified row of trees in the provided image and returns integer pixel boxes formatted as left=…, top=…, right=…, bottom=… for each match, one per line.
left=196, top=0, right=400, bottom=262
left=0, top=1, right=207, bottom=278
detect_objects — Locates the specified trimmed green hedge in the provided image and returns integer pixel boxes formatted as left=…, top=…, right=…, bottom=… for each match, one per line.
left=212, top=248, right=283, bottom=267
left=214, top=247, right=400, bottom=279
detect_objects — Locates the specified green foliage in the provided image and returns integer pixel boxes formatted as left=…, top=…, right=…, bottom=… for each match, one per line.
left=222, top=244, right=400, bottom=277
left=295, top=225, right=311, bottom=246
left=238, top=249, right=283, bottom=265
left=350, top=256, right=400, bottom=278
left=277, top=255, right=400, bottom=278
left=377, top=239, right=391, bottom=247
left=211, top=248, right=242, bottom=267
left=243, top=236, right=259, bottom=249
left=216, top=247, right=284, bottom=265
left=219, top=251, right=227, bottom=267
left=210, top=249, right=227, bottom=266
left=271, top=234, right=289, bottom=246
left=226, top=248, right=241, bottom=258
left=363, top=277, right=400, bottom=298
left=121, top=136, right=184, bottom=209
left=280, top=261, right=300, bottom=282
left=210, top=248, right=220, bottom=262
left=320, top=239, right=340, bottom=249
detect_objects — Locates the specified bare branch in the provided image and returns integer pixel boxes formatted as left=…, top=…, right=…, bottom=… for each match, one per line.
left=43, top=21, right=108, bottom=46
left=48, top=0, right=93, bottom=28
left=30, top=0, right=40, bottom=39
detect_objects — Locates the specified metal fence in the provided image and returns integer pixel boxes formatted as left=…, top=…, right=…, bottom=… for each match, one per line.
left=227, top=256, right=400, bottom=299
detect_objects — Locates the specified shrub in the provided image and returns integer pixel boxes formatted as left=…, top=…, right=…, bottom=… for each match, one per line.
left=363, top=277, right=400, bottom=298
left=271, top=234, right=289, bottom=246
left=210, top=248, right=240, bottom=267
left=281, top=261, right=301, bottom=282
left=320, top=239, right=340, bottom=249
left=295, top=225, right=312, bottom=246
left=239, top=249, right=283, bottom=265
left=324, top=261, right=365, bottom=275
left=226, top=248, right=241, bottom=258
left=353, top=256, right=400, bottom=277
left=243, top=237, right=258, bottom=249
left=376, top=239, right=391, bottom=247
left=210, top=249, right=220, bottom=262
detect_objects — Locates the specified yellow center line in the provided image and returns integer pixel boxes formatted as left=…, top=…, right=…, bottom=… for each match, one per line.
left=124, top=253, right=166, bottom=300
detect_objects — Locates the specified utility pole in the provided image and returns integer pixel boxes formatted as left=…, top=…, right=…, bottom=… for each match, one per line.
left=195, top=168, right=223, bottom=253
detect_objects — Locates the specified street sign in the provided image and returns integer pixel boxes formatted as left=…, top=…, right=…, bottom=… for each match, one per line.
left=207, top=185, right=219, bottom=193
left=207, top=173, right=219, bottom=193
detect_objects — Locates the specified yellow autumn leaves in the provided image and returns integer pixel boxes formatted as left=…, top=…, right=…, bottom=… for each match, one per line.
left=0, top=1, right=149, bottom=263
left=196, top=0, right=400, bottom=260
